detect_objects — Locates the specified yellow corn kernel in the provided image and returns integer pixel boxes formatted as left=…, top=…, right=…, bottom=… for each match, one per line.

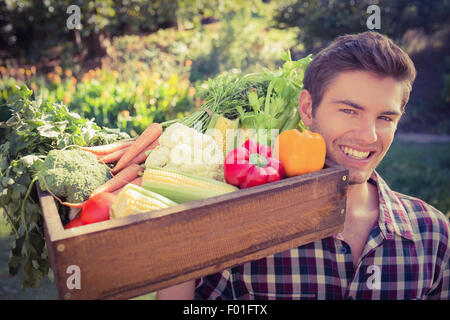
left=143, top=167, right=233, bottom=192
left=207, top=113, right=239, bottom=158
left=111, top=188, right=167, bottom=219
left=142, top=167, right=238, bottom=203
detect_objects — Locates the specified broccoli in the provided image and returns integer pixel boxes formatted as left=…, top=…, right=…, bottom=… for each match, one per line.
left=36, top=149, right=112, bottom=203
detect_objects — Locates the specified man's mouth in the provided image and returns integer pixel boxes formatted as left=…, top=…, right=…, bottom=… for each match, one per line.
left=339, top=145, right=374, bottom=160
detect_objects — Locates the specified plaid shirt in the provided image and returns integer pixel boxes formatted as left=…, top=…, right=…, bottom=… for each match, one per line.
left=195, top=171, right=450, bottom=300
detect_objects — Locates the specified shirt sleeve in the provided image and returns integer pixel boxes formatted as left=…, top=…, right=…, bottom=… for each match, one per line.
left=195, top=269, right=234, bottom=300
left=425, top=216, right=450, bottom=300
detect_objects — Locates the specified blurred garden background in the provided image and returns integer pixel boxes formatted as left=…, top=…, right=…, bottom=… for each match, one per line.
left=0, top=0, right=449, bottom=299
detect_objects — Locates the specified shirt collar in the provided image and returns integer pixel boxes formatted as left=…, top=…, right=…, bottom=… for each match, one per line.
left=370, top=171, right=416, bottom=242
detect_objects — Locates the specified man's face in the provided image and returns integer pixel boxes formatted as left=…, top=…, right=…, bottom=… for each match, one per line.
left=300, top=71, right=404, bottom=185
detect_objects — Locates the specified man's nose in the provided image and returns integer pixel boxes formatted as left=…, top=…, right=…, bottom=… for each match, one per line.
left=356, top=118, right=377, bottom=145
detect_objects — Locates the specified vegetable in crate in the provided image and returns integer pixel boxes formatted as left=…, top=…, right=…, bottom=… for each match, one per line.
left=110, top=184, right=178, bottom=219
left=142, top=166, right=238, bottom=203
left=206, top=113, right=240, bottom=158
left=90, top=163, right=143, bottom=198
left=36, top=149, right=111, bottom=203
left=163, top=51, right=312, bottom=149
left=274, top=129, right=326, bottom=177
left=224, top=139, right=285, bottom=189
left=235, top=52, right=312, bottom=147
left=64, top=216, right=83, bottom=229
left=161, top=72, right=265, bottom=133
left=111, top=123, right=162, bottom=174
left=79, top=139, right=136, bottom=156
left=81, top=192, right=116, bottom=225
left=145, top=123, right=224, bottom=181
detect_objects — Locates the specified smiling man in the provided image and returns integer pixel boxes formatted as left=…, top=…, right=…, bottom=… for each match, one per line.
left=157, top=31, right=449, bottom=300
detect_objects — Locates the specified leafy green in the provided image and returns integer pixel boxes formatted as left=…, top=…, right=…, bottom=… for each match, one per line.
left=235, top=51, right=312, bottom=145
left=247, top=50, right=311, bottom=127
left=161, top=71, right=269, bottom=132
left=0, top=85, right=129, bottom=290
left=163, top=50, right=312, bottom=146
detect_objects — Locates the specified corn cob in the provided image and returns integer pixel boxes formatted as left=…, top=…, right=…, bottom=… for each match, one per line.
left=110, top=183, right=178, bottom=219
left=206, top=113, right=239, bottom=158
left=142, top=166, right=238, bottom=203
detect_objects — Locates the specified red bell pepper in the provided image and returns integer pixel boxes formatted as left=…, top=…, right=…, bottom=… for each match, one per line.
left=224, top=139, right=285, bottom=189
left=81, top=192, right=116, bottom=225
left=64, top=216, right=83, bottom=229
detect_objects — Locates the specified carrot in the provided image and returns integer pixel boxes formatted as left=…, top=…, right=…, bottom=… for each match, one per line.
left=132, top=140, right=159, bottom=164
left=60, top=200, right=85, bottom=208
left=98, top=147, right=129, bottom=164
left=90, top=163, right=143, bottom=198
left=111, top=177, right=143, bottom=195
left=130, top=176, right=143, bottom=186
left=51, top=195, right=85, bottom=208
left=112, top=123, right=162, bottom=173
left=111, top=187, right=123, bottom=196
left=111, top=139, right=159, bottom=174
left=78, top=138, right=136, bottom=156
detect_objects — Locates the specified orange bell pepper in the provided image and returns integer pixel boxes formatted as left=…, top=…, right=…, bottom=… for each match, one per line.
left=274, top=129, right=326, bottom=177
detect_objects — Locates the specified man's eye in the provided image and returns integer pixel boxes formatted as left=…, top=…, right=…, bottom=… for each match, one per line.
left=379, top=116, right=392, bottom=122
left=341, top=109, right=356, bottom=114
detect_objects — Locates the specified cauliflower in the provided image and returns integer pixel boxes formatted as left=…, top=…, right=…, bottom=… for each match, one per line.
left=145, top=146, right=171, bottom=167
left=36, top=149, right=111, bottom=203
left=145, top=123, right=225, bottom=181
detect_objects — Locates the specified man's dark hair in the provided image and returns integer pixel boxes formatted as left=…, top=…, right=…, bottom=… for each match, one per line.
left=303, top=31, right=417, bottom=115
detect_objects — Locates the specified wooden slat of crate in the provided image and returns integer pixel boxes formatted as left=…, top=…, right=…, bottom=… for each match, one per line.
left=39, top=160, right=348, bottom=300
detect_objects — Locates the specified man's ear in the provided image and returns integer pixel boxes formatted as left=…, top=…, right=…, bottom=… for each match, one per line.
left=298, top=89, right=313, bottom=128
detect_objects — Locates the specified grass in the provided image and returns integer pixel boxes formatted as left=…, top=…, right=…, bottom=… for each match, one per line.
left=0, top=140, right=448, bottom=299
left=376, top=140, right=450, bottom=218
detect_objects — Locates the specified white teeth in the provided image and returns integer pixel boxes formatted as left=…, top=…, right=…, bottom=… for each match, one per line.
left=341, top=146, right=370, bottom=159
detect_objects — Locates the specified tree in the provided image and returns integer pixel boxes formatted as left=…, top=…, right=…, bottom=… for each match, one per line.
left=274, top=0, right=450, bottom=52
left=0, top=0, right=178, bottom=62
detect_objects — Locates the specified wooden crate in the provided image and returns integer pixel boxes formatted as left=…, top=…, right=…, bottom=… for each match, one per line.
left=38, top=159, right=348, bottom=300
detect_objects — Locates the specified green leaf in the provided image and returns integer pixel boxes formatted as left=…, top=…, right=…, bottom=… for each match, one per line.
left=280, top=50, right=291, bottom=62
left=247, top=91, right=262, bottom=113
left=23, top=258, right=44, bottom=289
left=25, top=119, right=46, bottom=127
left=8, top=255, right=23, bottom=276
left=269, top=97, right=286, bottom=118
left=53, top=120, right=69, bottom=132
left=1, top=177, right=14, bottom=187
left=11, top=185, right=26, bottom=201
left=21, top=155, right=41, bottom=168
left=37, top=124, right=60, bottom=138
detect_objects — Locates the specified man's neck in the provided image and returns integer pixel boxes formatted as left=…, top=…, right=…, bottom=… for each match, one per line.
left=340, top=181, right=381, bottom=267
left=345, top=181, right=379, bottom=218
